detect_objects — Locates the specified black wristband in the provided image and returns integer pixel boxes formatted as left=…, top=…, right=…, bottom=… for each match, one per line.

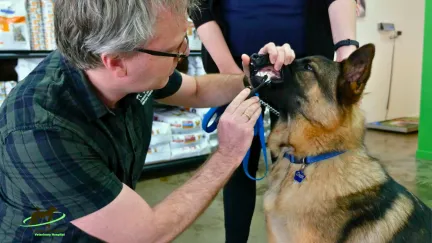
left=334, top=39, right=359, bottom=51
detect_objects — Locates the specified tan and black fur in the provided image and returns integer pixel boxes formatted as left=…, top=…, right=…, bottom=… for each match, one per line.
left=252, top=44, right=431, bottom=243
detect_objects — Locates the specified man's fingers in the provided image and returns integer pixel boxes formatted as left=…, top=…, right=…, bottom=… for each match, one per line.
left=235, top=99, right=260, bottom=120
left=241, top=54, right=251, bottom=79
left=247, top=106, right=262, bottom=125
left=224, top=88, right=253, bottom=114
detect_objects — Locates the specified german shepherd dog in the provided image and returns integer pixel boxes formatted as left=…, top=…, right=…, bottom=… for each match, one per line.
left=250, top=44, right=432, bottom=243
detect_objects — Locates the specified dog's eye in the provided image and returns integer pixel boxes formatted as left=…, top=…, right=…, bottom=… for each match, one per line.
left=304, top=64, right=313, bottom=71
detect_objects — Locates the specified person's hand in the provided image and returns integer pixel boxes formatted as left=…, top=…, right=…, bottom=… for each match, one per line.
left=216, top=88, right=262, bottom=163
left=240, top=42, right=296, bottom=84
left=336, top=45, right=357, bottom=62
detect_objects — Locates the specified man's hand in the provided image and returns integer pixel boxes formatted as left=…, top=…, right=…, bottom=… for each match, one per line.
left=240, top=42, right=296, bottom=83
left=216, top=88, right=262, bottom=162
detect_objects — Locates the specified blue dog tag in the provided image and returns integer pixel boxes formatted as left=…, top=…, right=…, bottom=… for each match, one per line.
left=294, top=170, right=305, bottom=183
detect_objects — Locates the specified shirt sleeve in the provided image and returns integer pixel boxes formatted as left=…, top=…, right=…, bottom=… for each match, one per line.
left=189, top=0, right=214, bottom=29
left=2, top=126, right=123, bottom=224
left=325, top=0, right=335, bottom=8
left=326, top=0, right=356, bottom=9
left=153, top=69, right=183, bottom=99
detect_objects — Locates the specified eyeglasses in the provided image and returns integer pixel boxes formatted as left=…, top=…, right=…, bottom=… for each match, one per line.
left=134, top=34, right=190, bottom=62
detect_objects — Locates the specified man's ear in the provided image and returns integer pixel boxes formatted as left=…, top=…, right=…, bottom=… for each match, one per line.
left=101, top=54, right=128, bottom=78
left=337, top=43, right=375, bottom=106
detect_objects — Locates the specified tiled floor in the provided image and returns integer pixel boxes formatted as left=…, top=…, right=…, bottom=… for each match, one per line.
left=135, top=130, right=432, bottom=243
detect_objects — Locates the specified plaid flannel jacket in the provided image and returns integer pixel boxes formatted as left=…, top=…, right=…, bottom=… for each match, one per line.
left=0, top=50, right=182, bottom=242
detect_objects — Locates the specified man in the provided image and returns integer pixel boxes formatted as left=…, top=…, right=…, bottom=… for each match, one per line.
left=0, top=0, right=296, bottom=242
left=190, top=0, right=358, bottom=242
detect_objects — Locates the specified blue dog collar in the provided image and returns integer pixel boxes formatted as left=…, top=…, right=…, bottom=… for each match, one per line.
left=283, top=151, right=346, bottom=165
left=283, top=151, right=346, bottom=183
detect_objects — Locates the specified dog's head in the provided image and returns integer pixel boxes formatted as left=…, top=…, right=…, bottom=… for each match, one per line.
left=252, top=44, right=375, bottom=157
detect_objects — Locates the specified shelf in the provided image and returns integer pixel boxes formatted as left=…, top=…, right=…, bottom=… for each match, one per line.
left=189, top=50, right=201, bottom=56
left=141, top=154, right=209, bottom=177
left=0, top=50, right=201, bottom=60
left=0, top=50, right=53, bottom=59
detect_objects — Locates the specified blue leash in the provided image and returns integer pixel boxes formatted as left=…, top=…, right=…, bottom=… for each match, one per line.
left=202, top=94, right=269, bottom=181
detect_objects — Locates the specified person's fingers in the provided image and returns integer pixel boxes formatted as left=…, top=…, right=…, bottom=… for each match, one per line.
left=233, top=97, right=260, bottom=118
left=283, top=43, right=295, bottom=65
left=224, top=88, right=251, bottom=114
left=290, top=49, right=296, bottom=64
left=242, top=100, right=261, bottom=117
left=241, top=54, right=251, bottom=79
left=274, top=46, right=286, bottom=71
left=246, top=106, right=263, bottom=125
left=259, top=42, right=277, bottom=64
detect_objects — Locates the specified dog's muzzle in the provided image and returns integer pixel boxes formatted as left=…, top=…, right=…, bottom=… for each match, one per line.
left=249, top=53, right=283, bottom=88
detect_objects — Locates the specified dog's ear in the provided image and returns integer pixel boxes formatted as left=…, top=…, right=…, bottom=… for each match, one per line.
left=337, top=44, right=375, bottom=106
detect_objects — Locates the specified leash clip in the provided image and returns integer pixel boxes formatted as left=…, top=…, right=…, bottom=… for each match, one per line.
left=300, top=157, right=307, bottom=170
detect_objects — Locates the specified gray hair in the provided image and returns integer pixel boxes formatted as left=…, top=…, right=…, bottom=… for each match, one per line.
left=54, top=0, right=200, bottom=70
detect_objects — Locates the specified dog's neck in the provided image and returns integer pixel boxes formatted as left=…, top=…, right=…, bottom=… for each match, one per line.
left=268, top=109, right=366, bottom=158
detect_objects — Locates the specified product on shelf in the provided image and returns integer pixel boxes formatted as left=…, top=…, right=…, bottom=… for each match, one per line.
left=187, top=17, right=201, bottom=51
left=186, top=56, right=206, bottom=76
left=26, top=0, right=45, bottom=50
left=193, top=56, right=206, bottom=76
left=187, top=107, right=211, bottom=120
left=0, top=0, right=31, bottom=50
left=153, top=108, right=202, bottom=134
left=41, top=0, right=55, bottom=50
left=146, top=121, right=172, bottom=164
left=0, top=81, right=17, bottom=106
left=149, top=121, right=172, bottom=146
left=15, top=58, right=44, bottom=81
left=145, top=143, right=171, bottom=164
left=187, top=56, right=196, bottom=76
left=170, top=132, right=207, bottom=149
left=171, top=142, right=211, bottom=160
left=146, top=108, right=213, bottom=164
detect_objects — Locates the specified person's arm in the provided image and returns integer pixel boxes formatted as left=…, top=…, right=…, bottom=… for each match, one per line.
left=189, top=0, right=242, bottom=74
left=157, top=72, right=247, bottom=108
left=73, top=151, right=239, bottom=243
left=72, top=88, right=261, bottom=243
left=2, top=90, right=259, bottom=242
left=328, top=0, right=358, bottom=61
left=196, top=21, right=243, bottom=74
left=157, top=43, right=295, bottom=108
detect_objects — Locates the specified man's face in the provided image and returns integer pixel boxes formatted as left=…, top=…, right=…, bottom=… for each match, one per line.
left=122, top=9, right=189, bottom=93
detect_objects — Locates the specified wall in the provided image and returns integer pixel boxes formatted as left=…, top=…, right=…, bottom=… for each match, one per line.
left=356, top=0, right=425, bottom=122
left=417, top=0, right=432, bottom=161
